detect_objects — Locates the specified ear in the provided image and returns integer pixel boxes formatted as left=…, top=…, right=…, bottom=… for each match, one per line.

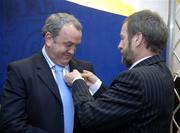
left=44, top=32, right=53, bottom=47
left=133, top=32, right=144, bottom=47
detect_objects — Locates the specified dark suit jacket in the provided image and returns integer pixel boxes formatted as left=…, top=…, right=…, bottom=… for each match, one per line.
left=0, top=52, right=94, bottom=133
left=72, top=55, right=174, bottom=133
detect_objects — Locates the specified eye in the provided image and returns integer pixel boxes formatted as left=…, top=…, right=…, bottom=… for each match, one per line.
left=120, top=35, right=124, bottom=40
left=64, top=42, right=73, bottom=47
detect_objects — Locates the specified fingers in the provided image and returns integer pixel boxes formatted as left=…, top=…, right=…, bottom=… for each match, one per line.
left=81, top=70, right=92, bottom=78
left=73, top=69, right=80, bottom=73
left=64, top=69, right=81, bottom=86
left=72, top=69, right=81, bottom=76
left=83, top=70, right=90, bottom=73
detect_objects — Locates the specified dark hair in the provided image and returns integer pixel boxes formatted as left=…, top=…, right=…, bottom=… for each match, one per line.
left=125, top=10, right=168, bottom=53
left=42, top=13, right=82, bottom=39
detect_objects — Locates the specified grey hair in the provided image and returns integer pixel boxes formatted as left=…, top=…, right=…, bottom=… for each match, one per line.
left=42, top=13, right=82, bottom=39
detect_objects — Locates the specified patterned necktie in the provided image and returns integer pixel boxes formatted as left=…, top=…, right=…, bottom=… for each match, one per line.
left=54, top=65, right=74, bottom=133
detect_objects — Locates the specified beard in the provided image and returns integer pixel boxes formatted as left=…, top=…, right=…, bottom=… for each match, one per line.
left=121, top=42, right=135, bottom=68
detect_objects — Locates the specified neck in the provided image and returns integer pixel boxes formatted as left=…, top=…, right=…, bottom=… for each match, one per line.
left=134, top=50, right=157, bottom=63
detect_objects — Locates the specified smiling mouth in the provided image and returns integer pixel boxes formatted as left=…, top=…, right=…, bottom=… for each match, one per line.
left=64, top=54, right=72, bottom=58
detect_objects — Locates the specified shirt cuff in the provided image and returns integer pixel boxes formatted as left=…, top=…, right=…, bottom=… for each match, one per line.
left=72, top=77, right=102, bottom=96
left=89, top=79, right=102, bottom=95
left=72, top=76, right=84, bottom=84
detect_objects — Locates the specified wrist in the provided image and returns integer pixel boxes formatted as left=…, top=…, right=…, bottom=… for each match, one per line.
left=72, top=76, right=84, bottom=84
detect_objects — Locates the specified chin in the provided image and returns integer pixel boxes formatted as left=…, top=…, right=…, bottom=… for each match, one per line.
left=63, top=60, right=71, bottom=66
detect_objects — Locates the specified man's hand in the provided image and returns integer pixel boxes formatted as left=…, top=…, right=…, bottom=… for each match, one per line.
left=64, top=69, right=82, bottom=86
left=81, top=70, right=98, bottom=86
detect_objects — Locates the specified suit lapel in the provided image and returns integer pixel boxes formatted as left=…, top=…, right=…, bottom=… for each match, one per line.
left=34, top=55, right=84, bottom=101
left=35, top=52, right=61, bottom=101
left=69, top=59, right=83, bottom=72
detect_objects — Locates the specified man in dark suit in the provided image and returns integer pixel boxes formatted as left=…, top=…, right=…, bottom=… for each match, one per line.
left=64, top=10, right=175, bottom=133
left=0, top=13, right=95, bottom=133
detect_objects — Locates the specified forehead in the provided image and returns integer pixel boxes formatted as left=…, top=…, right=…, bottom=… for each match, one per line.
left=121, top=22, right=128, bottom=34
left=57, top=24, right=82, bottom=39
left=59, top=24, right=79, bottom=34
left=56, top=24, right=82, bottom=44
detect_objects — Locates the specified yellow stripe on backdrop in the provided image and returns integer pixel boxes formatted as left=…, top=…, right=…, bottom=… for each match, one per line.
left=66, top=0, right=135, bottom=16
left=66, top=0, right=169, bottom=23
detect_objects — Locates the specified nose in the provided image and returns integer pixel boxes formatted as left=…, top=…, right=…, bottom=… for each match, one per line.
left=118, top=41, right=122, bottom=50
left=68, top=46, right=76, bottom=55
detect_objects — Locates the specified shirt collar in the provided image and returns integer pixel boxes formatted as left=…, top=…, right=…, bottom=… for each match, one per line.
left=129, top=56, right=152, bottom=70
left=42, top=46, right=70, bottom=71
left=42, top=46, right=55, bottom=69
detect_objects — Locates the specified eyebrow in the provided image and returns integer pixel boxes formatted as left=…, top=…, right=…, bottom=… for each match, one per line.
left=64, top=41, right=77, bottom=47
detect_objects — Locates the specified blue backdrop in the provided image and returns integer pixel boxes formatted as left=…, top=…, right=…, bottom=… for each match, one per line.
left=0, top=0, right=127, bottom=97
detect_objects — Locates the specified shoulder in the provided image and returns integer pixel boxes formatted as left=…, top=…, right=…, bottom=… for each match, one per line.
left=117, top=66, right=153, bottom=84
left=117, top=68, right=142, bottom=80
left=7, top=52, right=42, bottom=73
left=71, top=58, right=92, bottom=66
left=70, top=58, right=93, bottom=68
left=111, top=68, right=148, bottom=91
left=70, top=58, right=94, bottom=73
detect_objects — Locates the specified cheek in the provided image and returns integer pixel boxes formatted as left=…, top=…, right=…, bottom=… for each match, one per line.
left=123, top=39, right=129, bottom=49
left=54, top=44, right=66, bottom=53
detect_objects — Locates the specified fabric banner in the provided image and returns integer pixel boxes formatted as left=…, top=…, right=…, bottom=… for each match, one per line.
left=0, top=0, right=168, bottom=96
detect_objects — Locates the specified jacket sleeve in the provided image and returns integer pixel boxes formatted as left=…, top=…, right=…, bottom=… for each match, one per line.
left=0, top=64, right=47, bottom=133
left=72, top=71, right=143, bottom=131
